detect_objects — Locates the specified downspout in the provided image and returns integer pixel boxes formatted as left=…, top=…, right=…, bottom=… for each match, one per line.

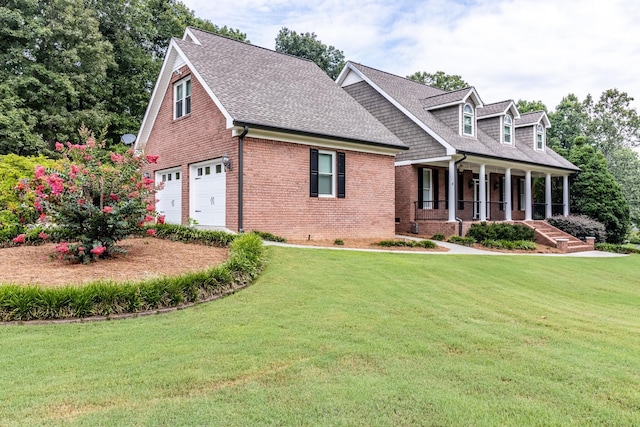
left=454, top=153, right=467, bottom=236
left=237, top=125, right=249, bottom=233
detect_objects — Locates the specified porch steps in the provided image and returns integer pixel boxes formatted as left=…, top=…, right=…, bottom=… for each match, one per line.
left=518, top=221, right=595, bottom=253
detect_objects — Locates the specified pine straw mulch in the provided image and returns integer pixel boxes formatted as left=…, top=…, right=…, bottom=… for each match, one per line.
left=0, top=238, right=228, bottom=288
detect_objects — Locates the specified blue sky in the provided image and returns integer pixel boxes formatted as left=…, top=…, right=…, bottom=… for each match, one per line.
left=180, top=0, right=640, bottom=111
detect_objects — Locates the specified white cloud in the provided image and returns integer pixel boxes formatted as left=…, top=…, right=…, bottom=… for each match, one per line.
left=182, top=0, right=640, bottom=111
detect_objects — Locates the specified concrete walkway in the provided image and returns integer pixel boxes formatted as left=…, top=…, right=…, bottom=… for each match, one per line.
left=264, top=235, right=626, bottom=257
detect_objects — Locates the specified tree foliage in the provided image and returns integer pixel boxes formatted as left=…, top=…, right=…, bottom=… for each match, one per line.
left=516, top=99, right=548, bottom=114
left=568, top=137, right=630, bottom=243
left=407, top=71, right=468, bottom=91
left=275, top=27, right=345, bottom=80
left=0, top=0, right=248, bottom=153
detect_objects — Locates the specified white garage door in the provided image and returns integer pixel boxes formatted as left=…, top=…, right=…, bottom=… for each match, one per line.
left=155, top=168, right=182, bottom=224
left=190, top=160, right=225, bottom=226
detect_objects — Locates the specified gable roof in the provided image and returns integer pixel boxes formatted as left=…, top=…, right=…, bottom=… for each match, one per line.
left=339, top=62, right=577, bottom=171
left=421, top=87, right=483, bottom=110
left=478, top=100, right=520, bottom=119
left=515, top=111, right=551, bottom=128
left=137, top=28, right=405, bottom=152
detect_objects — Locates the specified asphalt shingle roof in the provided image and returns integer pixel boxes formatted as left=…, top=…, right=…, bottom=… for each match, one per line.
left=348, top=62, right=578, bottom=171
left=515, top=111, right=546, bottom=127
left=175, top=28, right=405, bottom=150
left=478, top=100, right=514, bottom=118
left=421, top=88, right=475, bottom=109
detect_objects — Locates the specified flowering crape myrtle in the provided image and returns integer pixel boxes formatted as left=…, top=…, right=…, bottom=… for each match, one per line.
left=15, top=135, right=164, bottom=263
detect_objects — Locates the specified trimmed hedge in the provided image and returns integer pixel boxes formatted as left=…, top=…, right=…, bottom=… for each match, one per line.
left=467, top=222, right=535, bottom=242
left=377, top=239, right=438, bottom=249
left=595, top=243, right=640, bottom=254
left=481, top=239, right=536, bottom=250
left=448, top=236, right=475, bottom=246
left=547, top=215, right=607, bottom=243
left=0, top=231, right=265, bottom=322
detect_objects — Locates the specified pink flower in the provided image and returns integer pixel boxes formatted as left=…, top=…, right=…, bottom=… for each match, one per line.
left=146, top=204, right=154, bottom=212
left=78, top=246, right=84, bottom=253
left=147, top=229, right=156, bottom=236
left=145, top=215, right=154, bottom=222
left=110, top=152, right=124, bottom=164
left=12, top=234, right=26, bottom=244
left=46, top=174, right=64, bottom=195
left=55, top=242, right=69, bottom=254
left=90, top=245, right=106, bottom=256
left=78, top=199, right=86, bottom=206
left=38, top=231, right=48, bottom=240
left=103, top=206, right=113, bottom=214
left=39, top=213, right=46, bottom=221
left=84, top=155, right=92, bottom=161
left=35, top=165, right=46, bottom=178
left=55, top=142, right=64, bottom=151
left=145, top=155, right=159, bottom=164
left=109, top=193, right=119, bottom=201
left=157, top=215, right=165, bottom=224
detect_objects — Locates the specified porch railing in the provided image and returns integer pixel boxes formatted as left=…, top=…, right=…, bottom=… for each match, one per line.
left=414, top=200, right=449, bottom=221
left=534, top=203, right=567, bottom=219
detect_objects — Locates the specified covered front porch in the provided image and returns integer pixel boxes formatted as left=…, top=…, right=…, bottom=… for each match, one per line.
left=395, top=155, right=574, bottom=236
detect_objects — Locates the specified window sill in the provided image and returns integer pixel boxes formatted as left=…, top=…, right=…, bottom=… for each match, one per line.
left=173, top=113, right=191, bottom=122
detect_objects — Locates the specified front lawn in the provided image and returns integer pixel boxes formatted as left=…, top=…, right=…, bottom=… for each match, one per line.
left=1, top=248, right=639, bottom=426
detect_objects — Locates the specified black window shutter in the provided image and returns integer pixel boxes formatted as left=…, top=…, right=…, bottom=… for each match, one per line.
left=444, top=170, right=449, bottom=207
left=517, top=178, right=522, bottom=210
left=499, top=176, right=505, bottom=211
left=458, top=171, right=464, bottom=210
left=310, top=149, right=319, bottom=197
left=417, top=167, right=424, bottom=206
left=433, top=169, right=439, bottom=209
left=337, top=152, right=345, bottom=198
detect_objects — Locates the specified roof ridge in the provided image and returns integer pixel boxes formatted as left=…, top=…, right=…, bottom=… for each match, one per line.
left=349, top=61, right=447, bottom=94
left=186, top=26, right=317, bottom=65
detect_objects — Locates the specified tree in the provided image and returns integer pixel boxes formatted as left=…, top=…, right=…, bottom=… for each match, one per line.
left=547, top=94, right=590, bottom=155
left=568, top=137, right=629, bottom=243
left=607, top=146, right=640, bottom=227
left=516, top=100, right=548, bottom=114
left=407, top=71, right=468, bottom=91
left=275, top=28, right=345, bottom=80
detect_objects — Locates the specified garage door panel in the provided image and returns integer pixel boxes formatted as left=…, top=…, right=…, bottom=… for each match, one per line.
left=190, top=161, right=225, bottom=226
left=155, top=168, right=182, bottom=224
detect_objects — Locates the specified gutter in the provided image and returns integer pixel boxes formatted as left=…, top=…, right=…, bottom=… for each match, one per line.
left=454, top=153, right=467, bottom=236
left=237, top=125, right=249, bottom=233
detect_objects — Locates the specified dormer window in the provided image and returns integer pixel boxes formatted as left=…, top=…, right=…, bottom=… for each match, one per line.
left=463, top=103, right=474, bottom=136
left=174, top=77, right=191, bottom=119
left=503, top=115, right=513, bottom=144
left=536, top=124, right=545, bottom=150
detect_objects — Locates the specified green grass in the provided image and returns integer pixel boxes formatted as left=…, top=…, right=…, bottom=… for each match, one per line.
left=1, top=248, right=639, bottom=426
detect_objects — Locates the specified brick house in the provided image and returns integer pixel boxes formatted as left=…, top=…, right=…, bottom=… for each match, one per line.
left=135, top=28, right=407, bottom=240
left=336, top=63, right=580, bottom=236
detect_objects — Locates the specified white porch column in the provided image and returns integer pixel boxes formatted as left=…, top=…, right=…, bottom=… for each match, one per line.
left=448, top=160, right=456, bottom=222
left=563, top=175, right=570, bottom=217
left=505, top=168, right=512, bottom=221
left=479, top=163, right=487, bottom=221
left=545, top=173, right=552, bottom=218
left=525, top=170, right=532, bottom=221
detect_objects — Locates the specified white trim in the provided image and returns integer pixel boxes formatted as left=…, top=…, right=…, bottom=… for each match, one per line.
left=462, top=103, right=475, bottom=137
left=136, top=38, right=235, bottom=152
left=317, top=150, right=336, bottom=197
left=231, top=126, right=400, bottom=156
left=173, top=76, right=191, bottom=119
left=395, top=156, right=453, bottom=167
left=183, top=28, right=202, bottom=45
left=535, top=124, right=546, bottom=151
left=502, top=114, right=513, bottom=145
left=337, top=63, right=456, bottom=155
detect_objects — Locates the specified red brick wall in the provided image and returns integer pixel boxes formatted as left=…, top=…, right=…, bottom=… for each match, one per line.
left=243, top=138, right=396, bottom=240
left=143, top=65, right=239, bottom=229
left=395, top=164, right=417, bottom=233
left=142, top=65, right=397, bottom=240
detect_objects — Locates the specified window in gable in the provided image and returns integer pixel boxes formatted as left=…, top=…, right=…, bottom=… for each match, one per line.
left=503, top=115, right=513, bottom=144
left=174, top=77, right=191, bottom=119
left=536, top=124, right=545, bottom=150
left=463, top=103, right=474, bottom=136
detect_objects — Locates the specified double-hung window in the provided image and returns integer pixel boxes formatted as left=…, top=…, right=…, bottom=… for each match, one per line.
left=463, top=103, right=474, bottom=136
left=536, top=124, right=545, bottom=150
left=503, top=115, right=512, bottom=144
left=310, top=149, right=345, bottom=198
left=174, top=77, right=191, bottom=119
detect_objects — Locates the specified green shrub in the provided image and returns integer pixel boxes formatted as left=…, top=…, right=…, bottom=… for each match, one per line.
left=377, top=239, right=437, bottom=249
left=431, top=234, right=445, bottom=241
left=0, top=230, right=264, bottom=322
left=251, top=230, right=287, bottom=243
left=333, top=239, right=344, bottom=246
left=595, top=243, right=640, bottom=254
left=481, top=239, right=536, bottom=250
left=547, top=215, right=607, bottom=243
left=150, top=223, right=235, bottom=247
left=467, top=222, right=534, bottom=242
left=448, top=236, right=475, bottom=246
left=628, top=230, right=640, bottom=245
